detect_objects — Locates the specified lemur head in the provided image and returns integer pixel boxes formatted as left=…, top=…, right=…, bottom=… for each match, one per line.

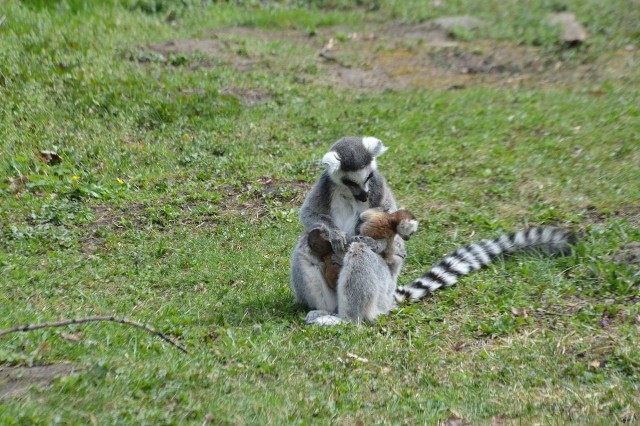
left=395, top=209, right=419, bottom=241
left=322, top=136, right=388, bottom=202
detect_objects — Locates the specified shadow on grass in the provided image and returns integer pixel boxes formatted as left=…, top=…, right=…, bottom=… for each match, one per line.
left=203, top=291, right=304, bottom=327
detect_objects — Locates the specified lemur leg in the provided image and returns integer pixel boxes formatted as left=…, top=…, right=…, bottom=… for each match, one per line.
left=290, top=237, right=338, bottom=313
left=382, top=236, right=396, bottom=259
left=386, top=237, right=406, bottom=281
left=337, top=242, right=397, bottom=324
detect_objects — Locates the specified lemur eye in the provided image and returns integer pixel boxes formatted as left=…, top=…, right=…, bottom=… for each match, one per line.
left=342, top=179, right=358, bottom=187
left=365, top=172, right=374, bottom=182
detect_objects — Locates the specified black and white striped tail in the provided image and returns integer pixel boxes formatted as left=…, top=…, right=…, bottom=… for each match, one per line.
left=394, top=226, right=576, bottom=303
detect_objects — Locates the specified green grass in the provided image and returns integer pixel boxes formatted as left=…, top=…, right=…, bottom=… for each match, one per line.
left=1, top=0, right=639, bottom=424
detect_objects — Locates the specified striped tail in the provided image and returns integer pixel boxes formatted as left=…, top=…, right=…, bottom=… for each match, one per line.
left=394, top=226, right=576, bottom=303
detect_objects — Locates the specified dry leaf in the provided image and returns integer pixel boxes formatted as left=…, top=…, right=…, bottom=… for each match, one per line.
left=35, top=341, right=50, bottom=355
left=323, top=37, right=335, bottom=51
left=589, top=360, right=602, bottom=369
left=8, top=176, right=28, bottom=193
left=452, top=341, right=467, bottom=351
left=61, top=332, right=83, bottom=342
left=347, top=32, right=375, bottom=41
left=37, top=150, right=62, bottom=165
left=346, top=352, right=368, bottom=363
left=492, top=415, right=507, bottom=426
left=510, top=307, right=528, bottom=318
left=441, top=417, right=470, bottom=426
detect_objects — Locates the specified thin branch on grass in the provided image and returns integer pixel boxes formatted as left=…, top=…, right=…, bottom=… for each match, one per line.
left=0, top=16, right=6, bottom=28
left=0, top=316, right=188, bottom=354
left=318, top=51, right=351, bottom=68
left=535, top=308, right=572, bottom=317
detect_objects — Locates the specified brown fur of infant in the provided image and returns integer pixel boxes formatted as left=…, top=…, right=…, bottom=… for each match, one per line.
left=307, top=228, right=342, bottom=290
left=307, top=209, right=418, bottom=290
left=358, top=208, right=418, bottom=258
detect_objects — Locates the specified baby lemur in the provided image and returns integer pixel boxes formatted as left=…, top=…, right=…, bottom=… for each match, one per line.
left=307, top=228, right=341, bottom=291
left=358, top=208, right=418, bottom=257
left=307, top=208, right=418, bottom=290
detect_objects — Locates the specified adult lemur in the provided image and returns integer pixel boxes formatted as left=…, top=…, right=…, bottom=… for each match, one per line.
left=290, top=136, right=575, bottom=326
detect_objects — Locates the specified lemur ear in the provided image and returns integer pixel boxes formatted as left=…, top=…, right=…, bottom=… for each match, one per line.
left=322, top=151, right=341, bottom=174
left=362, top=137, right=388, bottom=158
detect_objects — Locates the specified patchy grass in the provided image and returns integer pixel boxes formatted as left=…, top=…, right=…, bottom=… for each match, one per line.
left=1, top=0, right=639, bottom=424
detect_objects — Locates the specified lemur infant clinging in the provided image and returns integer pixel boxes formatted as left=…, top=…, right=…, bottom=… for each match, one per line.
left=358, top=208, right=418, bottom=258
left=307, top=208, right=418, bottom=290
left=291, top=136, right=576, bottom=326
left=306, top=228, right=341, bottom=291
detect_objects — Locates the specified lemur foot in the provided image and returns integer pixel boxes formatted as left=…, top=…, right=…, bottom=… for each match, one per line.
left=305, top=310, right=344, bottom=326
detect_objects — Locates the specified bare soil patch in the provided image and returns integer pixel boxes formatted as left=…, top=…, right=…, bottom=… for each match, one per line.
left=147, top=38, right=256, bottom=70
left=614, top=242, right=640, bottom=270
left=319, top=41, right=549, bottom=90
left=86, top=177, right=308, bottom=234
left=0, top=363, right=77, bottom=400
left=219, top=86, right=273, bottom=105
left=217, top=176, right=309, bottom=221
left=581, top=205, right=640, bottom=227
left=136, top=20, right=637, bottom=91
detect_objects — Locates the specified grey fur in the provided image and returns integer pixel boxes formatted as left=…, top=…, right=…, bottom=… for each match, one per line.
left=336, top=242, right=396, bottom=322
left=331, top=136, right=374, bottom=171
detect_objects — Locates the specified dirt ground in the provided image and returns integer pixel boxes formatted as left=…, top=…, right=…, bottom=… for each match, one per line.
left=143, top=19, right=638, bottom=93
left=0, top=364, right=77, bottom=400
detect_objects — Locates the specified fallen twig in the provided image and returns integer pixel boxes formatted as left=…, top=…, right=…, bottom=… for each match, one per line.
left=0, top=316, right=188, bottom=354
left=319, top=51, right=351, bottom=68
left=346, top=352, right=368, bottom=363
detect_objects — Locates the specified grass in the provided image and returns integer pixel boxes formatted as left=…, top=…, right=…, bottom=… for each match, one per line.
left=1, top=0, right=639, bottom=424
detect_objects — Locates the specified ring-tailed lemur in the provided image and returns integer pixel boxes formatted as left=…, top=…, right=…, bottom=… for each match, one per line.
left=290, top=137, right=575, bottom=326
left=290, top=136, right=403, bottom=325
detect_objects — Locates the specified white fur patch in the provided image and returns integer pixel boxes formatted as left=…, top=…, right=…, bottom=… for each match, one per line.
left=397, top=219, right=418, bottom=239
left=330, top=186, right=368, bottom=236
left=362, top=137, right=388, bottom=157
left=322, top=151, right=341, bottom=174
left=359, top=208, right=376, bottom=222
left=443, top=255, right=471, bottom=275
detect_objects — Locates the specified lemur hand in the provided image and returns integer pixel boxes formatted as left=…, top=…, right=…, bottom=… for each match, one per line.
left=348, top=235, right=387, bottom=254
left=329, top=229, right=348, bottom=253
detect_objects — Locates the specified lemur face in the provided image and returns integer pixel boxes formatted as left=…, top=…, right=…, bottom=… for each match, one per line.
left=336, top=166, right=375, bottom=202
left=397, top=219, right=418, bottom=241
left=322, top=136, right=388, bottom=202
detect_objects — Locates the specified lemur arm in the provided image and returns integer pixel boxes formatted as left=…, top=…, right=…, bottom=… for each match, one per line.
left=348, top=235, right=388, bottom=254
left=298, top=175, right=348, bottom=252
